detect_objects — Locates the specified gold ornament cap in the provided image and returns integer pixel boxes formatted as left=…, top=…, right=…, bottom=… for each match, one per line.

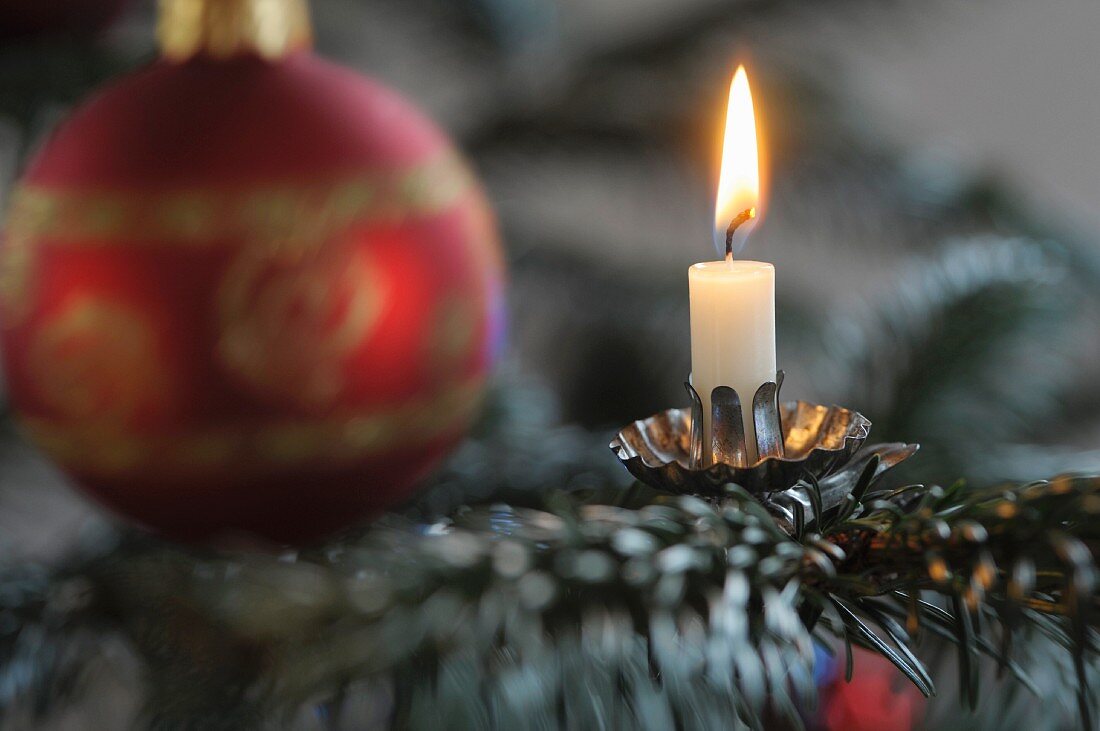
left=158, top=0, right=313, bottom=62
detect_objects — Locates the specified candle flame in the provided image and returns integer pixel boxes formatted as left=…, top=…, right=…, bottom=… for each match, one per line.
left=714, top=66, right=761, bottom=257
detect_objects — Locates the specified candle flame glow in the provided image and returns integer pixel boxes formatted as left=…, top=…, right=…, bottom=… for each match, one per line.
left=713, top=66, right=761, bottom=257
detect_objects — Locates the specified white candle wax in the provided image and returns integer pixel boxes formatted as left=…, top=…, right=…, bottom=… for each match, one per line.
left=688, top=259, right=776, bottom=464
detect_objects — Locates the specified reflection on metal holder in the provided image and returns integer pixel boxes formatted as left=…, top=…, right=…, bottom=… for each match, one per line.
left=610, top=371, right=899, bottom=495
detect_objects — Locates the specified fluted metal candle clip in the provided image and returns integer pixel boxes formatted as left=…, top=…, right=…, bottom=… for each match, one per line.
left=610, top=370, right=906, bottom=495
left=685, top=371, right=785, bottom=469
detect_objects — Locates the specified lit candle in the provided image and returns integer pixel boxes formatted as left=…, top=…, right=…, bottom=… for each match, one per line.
left=689, top=65, right=776, bottom=465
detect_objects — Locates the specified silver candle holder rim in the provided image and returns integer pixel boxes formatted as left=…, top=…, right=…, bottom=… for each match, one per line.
left=610, top=371, right=873, bottom=495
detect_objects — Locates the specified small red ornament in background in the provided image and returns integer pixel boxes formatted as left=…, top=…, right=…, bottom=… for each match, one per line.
left=0, top=0, right=505, bottom=543
left=823, top=650, right=924, bottom=731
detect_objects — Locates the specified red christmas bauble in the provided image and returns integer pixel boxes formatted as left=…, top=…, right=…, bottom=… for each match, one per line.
left=0, top=49, right=505, bottom=543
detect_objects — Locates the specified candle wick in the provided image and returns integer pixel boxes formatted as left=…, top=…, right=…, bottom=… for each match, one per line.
left=724, top=207, right=757, bottom=261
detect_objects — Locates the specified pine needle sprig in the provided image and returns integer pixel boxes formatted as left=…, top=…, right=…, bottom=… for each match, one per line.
left=817, top=475, right=1100, bottom=727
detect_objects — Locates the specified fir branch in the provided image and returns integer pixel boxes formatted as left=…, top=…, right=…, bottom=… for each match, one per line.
left=822, top=237, right=1083, bottom=484
left=1, top=468, right=1099, bottom=729
left=817, top=475, right=1100, bottom=727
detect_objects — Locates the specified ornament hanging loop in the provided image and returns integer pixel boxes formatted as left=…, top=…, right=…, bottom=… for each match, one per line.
left=158, top=0, right=313, bottom=62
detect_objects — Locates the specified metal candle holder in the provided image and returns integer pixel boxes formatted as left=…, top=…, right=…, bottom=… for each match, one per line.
left=610, top=371, right=899, bottom=495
